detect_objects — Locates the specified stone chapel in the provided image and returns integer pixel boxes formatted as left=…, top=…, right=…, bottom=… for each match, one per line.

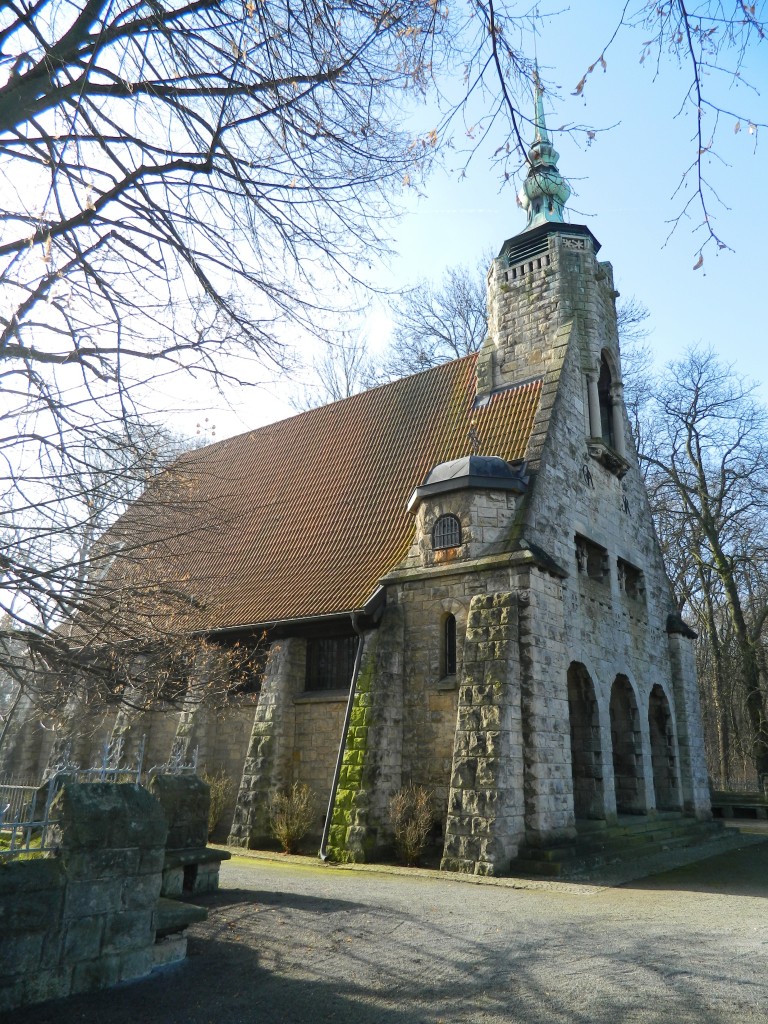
left=3, top=91, right=711, bottom=875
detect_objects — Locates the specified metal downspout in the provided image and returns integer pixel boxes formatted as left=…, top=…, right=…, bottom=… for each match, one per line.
left=318, top=611, right=365, bottom=861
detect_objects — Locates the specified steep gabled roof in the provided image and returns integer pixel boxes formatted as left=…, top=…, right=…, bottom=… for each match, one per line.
left=110, top=355, right=541, bottom=632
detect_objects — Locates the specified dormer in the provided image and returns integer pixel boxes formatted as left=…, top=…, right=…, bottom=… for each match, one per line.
left=405, top=455, right=529, bottom=567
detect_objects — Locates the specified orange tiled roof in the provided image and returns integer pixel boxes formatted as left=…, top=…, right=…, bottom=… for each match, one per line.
left=112, top=356, right=541, bottom=631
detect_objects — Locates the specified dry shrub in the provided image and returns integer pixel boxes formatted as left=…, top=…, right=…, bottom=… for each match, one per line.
left=268, top=782, right=315, bottom=853
left=388, top=784, right=433, bottom=866
left=201, top=767, right=235, bottom=840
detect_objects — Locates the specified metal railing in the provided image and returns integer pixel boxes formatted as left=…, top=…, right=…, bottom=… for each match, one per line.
left=1, top=734, right=200, bottom=860
left=0, top=783, right=58, bottom=859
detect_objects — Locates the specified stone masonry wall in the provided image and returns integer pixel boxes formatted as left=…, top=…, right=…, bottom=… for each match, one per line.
left=667, top=633, right=711, bottom=816
left=387, top=558, right=515, bottom=821
left=486, top=227, right=710, bottom=824
left=173, top=702, right=255, bottom=840
left=518, top=568, right=574, bottom=843
left=441, top=592, right=525, bottom=875
left=0, top=783, right=167, bottom=1013
left=292, top=695, right=348, bottom=826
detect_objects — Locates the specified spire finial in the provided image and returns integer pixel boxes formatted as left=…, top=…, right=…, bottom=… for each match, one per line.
left=532, top=65, right=549, bottom=145
left=517, top=71, right=571, bottom=231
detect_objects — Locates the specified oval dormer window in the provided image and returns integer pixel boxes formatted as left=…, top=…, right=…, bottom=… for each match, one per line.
left=433, top=514, right=461, bottom=550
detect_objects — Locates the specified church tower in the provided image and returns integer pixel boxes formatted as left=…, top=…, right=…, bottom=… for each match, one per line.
left=477, top=79, right=628, bottom=474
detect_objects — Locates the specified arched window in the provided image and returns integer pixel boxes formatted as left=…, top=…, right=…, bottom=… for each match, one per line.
left=433, top=514, right=461, bottom=550
left=442, top=614, right=457, bottom=678
left=598, top=355, right=615, bottom=448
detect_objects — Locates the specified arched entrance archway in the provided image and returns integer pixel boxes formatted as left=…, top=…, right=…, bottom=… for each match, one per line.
left=567, top=663, right=605, bottom=820
left=648, top=685, right=682, bottom=810
left=609, top=676, right=647, bottom=814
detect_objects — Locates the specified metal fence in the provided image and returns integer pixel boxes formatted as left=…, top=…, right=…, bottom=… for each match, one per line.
left=0, top=783, right=58, bottom=859
left=0, top=735, right=198, bottom=861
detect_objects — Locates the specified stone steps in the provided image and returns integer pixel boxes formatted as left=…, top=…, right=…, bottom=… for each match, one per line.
left=510, top=815, right=728, bottom=878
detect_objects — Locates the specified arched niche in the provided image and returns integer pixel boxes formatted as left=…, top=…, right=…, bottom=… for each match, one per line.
left=586, top=350, right=627, bottom=467
left=609, top=675, right=647, bottom=814
left=597, top=354, right=616, bottom=448
left=648, top=684, right=682, bottom=811
left=567, top=662, right=605, bottom=820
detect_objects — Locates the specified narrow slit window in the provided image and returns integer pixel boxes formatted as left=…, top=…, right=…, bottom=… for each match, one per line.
left=575, top=535, right=609, bottom=583
left=443, top=614, right=457, bottom=678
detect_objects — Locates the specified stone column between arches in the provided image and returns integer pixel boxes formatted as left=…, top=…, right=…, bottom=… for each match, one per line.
left=667, top=632, right=711, bottom=817
left=519, top=568, right=573, bottom=845
left=648, top=684, right=683, bottom=811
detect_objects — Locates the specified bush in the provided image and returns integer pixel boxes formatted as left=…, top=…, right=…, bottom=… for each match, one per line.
left=268, top=782, right=315, bottom=853
left=388, top=784, right=433, bottom=866
left=201, top=767, right=235, bottom=840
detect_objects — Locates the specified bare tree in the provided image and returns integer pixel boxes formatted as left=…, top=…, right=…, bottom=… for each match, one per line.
left=0, top=0, right=466, bottom=702
left=638, top=348, right=768, bottom=787
left=570, top=3, right=766, bottom=261
left=289, top=329, right=379, bottom=412
left=0, top=418, right=206, bottom=750
left=382, top=256, right=491, bottom=379
left=0, top=0, right=764, bottom=725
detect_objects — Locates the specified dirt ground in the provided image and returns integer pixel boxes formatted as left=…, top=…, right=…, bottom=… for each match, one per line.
left=8, top=830, right=768, bottom=1024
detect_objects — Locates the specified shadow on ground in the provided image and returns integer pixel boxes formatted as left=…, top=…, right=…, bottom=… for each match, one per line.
left=6, top=841, right=768, bottom=1024
left=624, top=840, right=768, bottom=898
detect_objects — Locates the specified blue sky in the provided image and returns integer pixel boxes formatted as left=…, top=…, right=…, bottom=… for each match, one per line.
left=163, top=4, right=768, bottom=440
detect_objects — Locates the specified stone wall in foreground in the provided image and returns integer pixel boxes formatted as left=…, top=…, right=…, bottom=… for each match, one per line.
left=0, top=783, right=167, bottom=1013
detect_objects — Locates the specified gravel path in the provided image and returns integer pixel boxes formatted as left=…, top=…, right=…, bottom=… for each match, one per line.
left=9, top=835, right=768, bottom=1024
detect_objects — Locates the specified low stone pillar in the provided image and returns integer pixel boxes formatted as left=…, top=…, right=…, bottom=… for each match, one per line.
left=149, top=775, right=229, bottom=896
left=57, top=783, right=168, bottom=994
left=0, top=858, right=67, bottom=1010
left=149, top=775, right=209, bottom=852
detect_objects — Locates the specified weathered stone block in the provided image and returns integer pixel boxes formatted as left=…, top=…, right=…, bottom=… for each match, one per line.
left=152, top=933, right=187, bottom=969
left=0, top=977, right=25, bottom=1014
left=20, top=966, right=72, bottom=1008
left=122, top=872, right=162, bottom=910
left=64, top=878, right=121, bottom=917
left=450, top=758, right=477, bottom=789
left=0, top=931, right=44, bottom=976
left=118, top=947, right=153, bottom=981
left=63, top=848, right=140, bottom=880
left=71, top=954, right=120, bottom=994
left=63, top=915, right=104, bottom=962
left=102, top=910, right=154, bottom=954
left=139, top=848, right=166, bottom=875
left=0, top=857, right=64, bottom=896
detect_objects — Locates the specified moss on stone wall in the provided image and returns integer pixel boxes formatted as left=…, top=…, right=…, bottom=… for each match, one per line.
left=325, top=655, right=375, bottom=863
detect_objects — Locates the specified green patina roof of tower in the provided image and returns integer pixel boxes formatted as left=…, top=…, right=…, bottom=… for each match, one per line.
left=107, top=357, right=542, bottom=634
left=518, top=71, right=571, bottom=231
